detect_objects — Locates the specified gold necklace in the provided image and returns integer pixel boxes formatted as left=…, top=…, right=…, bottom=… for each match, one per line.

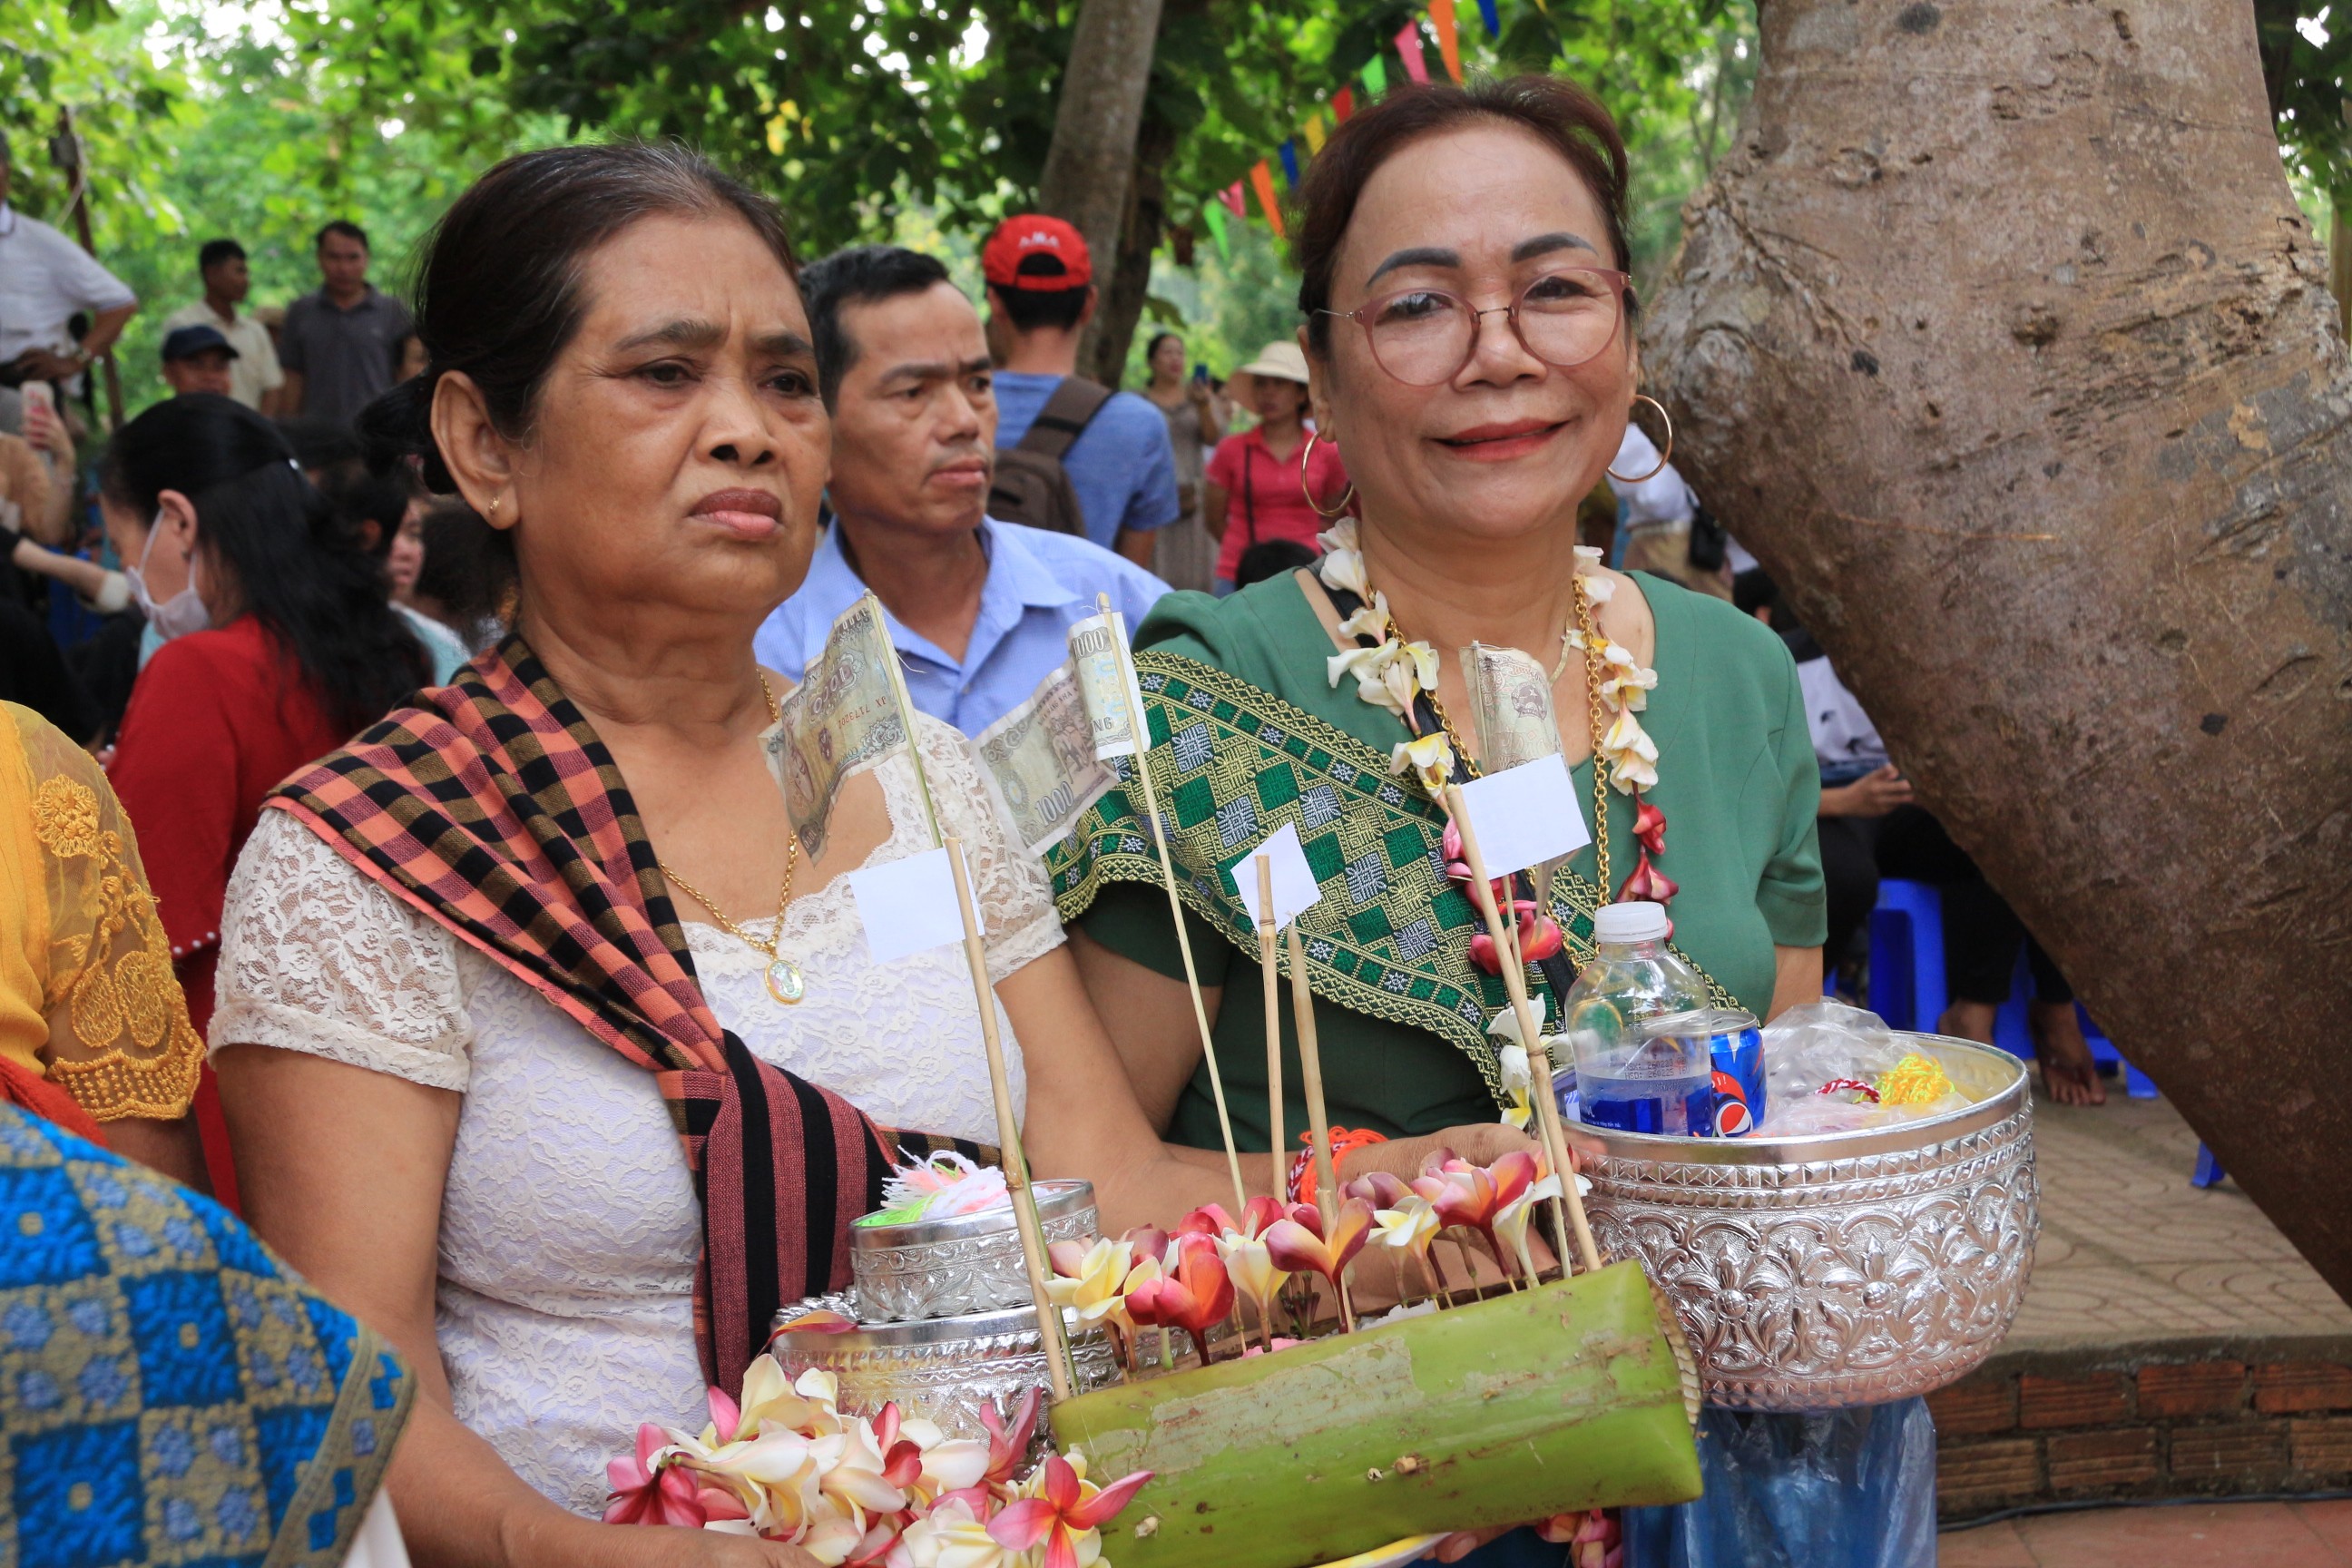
left=655, top=675, right=808, bottom=1006
left=1380, top=576, right=1613, bottom=897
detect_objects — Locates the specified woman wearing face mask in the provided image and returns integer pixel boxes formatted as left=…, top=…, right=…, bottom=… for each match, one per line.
left=102, top=393, right=428, bottom=1198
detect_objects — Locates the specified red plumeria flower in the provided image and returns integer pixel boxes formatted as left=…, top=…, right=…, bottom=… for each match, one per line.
left=1125, top=1234, right=1235, bottom=1343
left=1615, top=849, right=1679, bottom=906
left=603, top=1424, right=711, bottom=1527
left=1343, top=1170, right=1410, bottom=1210
left=1468, top=901, right=1565, bottom=973
left=1633, top=798, right=1667, bottom=857
left=988, top=1455, right=1155, bottom=1568
left=1263, top=1198, right=1373, bottom=1294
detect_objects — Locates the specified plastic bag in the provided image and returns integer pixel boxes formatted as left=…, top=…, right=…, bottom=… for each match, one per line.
left=1760, top=1001, right=1903, bottom=1103
left=1620, top=1399, right=1937, bottom=1568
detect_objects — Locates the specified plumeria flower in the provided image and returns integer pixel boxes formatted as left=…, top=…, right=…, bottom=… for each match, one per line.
left=1390, top=731, right=1455, bottom=793
left=1487, top=995, right=1570, bottom=1129
left=1616, top=848, right=1680, bottom=906
left=1632, top=798, right=1667, bottom=857
left=1318, top=516, right=1362, bottom=559
left=1342, top=1170, right=1409, bottom=1210
left=1337, top=589, right=1393, bottom=642
left=1262, top=1197, right=1373, bottom=1294
left=1494, top=1172, right=1568, bottom=1287
left=1381, top=640, right=1439, bottom=712
left=1597, top=708, right=1660, bottom=792
left=1572, top=546, right=1615, bottom=604
left=1213, top=1227, right=1291, bottom=1328
left=603, top=1423, right=708, bottom=1527
left=1595, top=642, right=1656, bottom=712
left=989, top=1452, right=1153, bottom=1568
left=1044, top=1238, right=1136, bottom=1330
left=1124, top=1234, right=1235, bottom=1353
left=1466, top=901, right=1564, bottom=975
left=902, top=1497, right=1009, bottom=1568
left=1369, top=1191, right=1440, bottom=1258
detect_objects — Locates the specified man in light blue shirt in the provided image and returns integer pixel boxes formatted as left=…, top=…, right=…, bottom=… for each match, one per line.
left=980, top=214, right=1181, bottom=567
left=755, top=246, right=1167, bottom=736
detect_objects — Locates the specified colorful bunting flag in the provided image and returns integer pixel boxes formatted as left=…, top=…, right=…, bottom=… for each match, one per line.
left=1393, top=21, right=1430, bottom=85
left=1334, top=86, right=1356, bottom=122
left=1201, top=200, right=1230, bottom=260
left=1278, top=140, right=1300, bottom=188
left=1363, top=54, right=1388, bottom=99
left=1302, top=112, right=1328, bottom=156
left=1429, top=0, right=1464, bottom=83
left=1219, top=181, right=1247, bottom=217
left=1250, top=160, right=1286, bottom=239
left=1476, top=0, right=1500, bottom=36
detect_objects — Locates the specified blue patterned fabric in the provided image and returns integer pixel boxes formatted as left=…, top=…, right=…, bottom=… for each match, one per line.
left=0, top=1105, right=414, bottom=1567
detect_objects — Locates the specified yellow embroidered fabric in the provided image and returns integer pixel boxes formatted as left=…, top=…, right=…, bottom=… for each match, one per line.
left=0, top=701, right=203, bottom=1119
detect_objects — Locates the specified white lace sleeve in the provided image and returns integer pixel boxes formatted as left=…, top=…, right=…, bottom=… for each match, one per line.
left=210, top=809, right=474, bottom=1092
left=913, top=715, right=1064, bottom=985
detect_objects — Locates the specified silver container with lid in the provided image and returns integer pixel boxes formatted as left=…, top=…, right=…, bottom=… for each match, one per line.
left=850, top=1178, right=1099, bottom=1322
left=1564, top=1032, right=2037, bottom=1411
left=770, top=1293, right=1121, bottom=1443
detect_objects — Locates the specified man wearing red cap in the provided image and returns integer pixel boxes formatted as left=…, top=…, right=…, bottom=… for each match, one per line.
left=982, top=214, right=1181, bottom=569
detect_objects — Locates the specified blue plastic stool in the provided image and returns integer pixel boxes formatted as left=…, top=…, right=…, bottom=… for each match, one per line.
left=1867, top=880, right=2155, bottom=1096
left=2193, top=1144, right=2228, bottom=1188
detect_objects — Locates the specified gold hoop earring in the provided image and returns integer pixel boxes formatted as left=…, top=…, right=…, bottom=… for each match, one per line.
left=1605, top=395, right=1674, bottom=484
left=1300, top=431, right=1357, bottom=521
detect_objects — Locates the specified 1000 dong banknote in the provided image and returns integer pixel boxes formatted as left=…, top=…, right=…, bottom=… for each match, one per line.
left=973, top=664, right=1117, bottom=854
left=1464, top=641, right=1566, bottom=772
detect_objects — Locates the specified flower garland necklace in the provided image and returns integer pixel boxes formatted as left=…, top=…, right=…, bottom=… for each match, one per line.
left=1316, top=515, right=1678, bottom=909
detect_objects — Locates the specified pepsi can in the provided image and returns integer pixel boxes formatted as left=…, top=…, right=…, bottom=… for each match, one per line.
left=1699, top=1007, right=1766, bottom=1137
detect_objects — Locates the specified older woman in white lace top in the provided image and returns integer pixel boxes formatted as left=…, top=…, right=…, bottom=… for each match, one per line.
left=208, top=145, right=1232, bottom=1568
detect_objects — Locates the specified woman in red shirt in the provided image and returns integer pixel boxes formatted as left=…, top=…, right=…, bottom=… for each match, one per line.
left=1204, top=339, right=1351, bottom=592
left=103, top=395, right=428, bottom=1199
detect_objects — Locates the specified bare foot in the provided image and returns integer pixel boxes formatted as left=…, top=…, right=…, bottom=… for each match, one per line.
left=1936, top=1001, right=1999, bottom=1046
left=2030, top=1000, right=2107, bottom=1106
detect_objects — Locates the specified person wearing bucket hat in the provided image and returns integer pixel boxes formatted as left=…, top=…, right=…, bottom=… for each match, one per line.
left=981, top=214, right=1183, bottom=565
left=1204, top=338, right=1351, bottom=593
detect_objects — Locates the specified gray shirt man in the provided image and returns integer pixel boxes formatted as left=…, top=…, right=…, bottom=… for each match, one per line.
left=279, top=284, right=412, bottom=427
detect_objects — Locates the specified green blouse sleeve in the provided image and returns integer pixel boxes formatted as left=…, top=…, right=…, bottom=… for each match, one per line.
left=1754, top=642, right=1828, bottom=948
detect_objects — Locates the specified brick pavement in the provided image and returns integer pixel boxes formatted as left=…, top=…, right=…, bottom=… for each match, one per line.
left=1943, top=1498, right=2352, bottom=1565
left=1934, top=1091, right=2352, bottom=1520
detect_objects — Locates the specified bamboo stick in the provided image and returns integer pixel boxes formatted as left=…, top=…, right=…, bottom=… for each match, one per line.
left=1257, top=854, right=1285, bottom=1204
left=1097, top=593, right=1249, bottom=1215
left=1439, top=786, right=1602, bottom=1277
left=944, top=835, right=1073, bottom=1400
left=1283, top=922, right=1354, bottom=1332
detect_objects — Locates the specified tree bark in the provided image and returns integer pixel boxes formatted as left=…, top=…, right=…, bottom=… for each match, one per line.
left=1644, top=1, right=2352, bottom=1293
left=1037, top=0, right=1166, bottom=370
left=1088, top=112, right=1177, bottom=386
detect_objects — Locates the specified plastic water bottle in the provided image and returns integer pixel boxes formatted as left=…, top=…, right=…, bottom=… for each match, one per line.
left=1563, top=902, right=1715, bottom=1135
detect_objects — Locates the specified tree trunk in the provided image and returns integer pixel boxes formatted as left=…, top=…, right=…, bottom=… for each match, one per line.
left=1087, top=112, right=1177, bottom=387
left=1037, top=0, right=1166, bottom=370
left=1644, top=0, right=2352, bottom=1294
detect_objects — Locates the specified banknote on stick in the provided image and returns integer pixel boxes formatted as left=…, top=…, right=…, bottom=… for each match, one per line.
left=972, top=663, right=1116, bottom=855
left=1066, top=611, right=1149, bottom=760
left=769, top=593, right=913, bottom=858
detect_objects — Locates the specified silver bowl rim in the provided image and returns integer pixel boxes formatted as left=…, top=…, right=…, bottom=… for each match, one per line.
left=849, top=1179, right=1095, bottom=1251
left=1562, top=1031, right=2029, bottom=1167
left=772, top=1300, right=1084, bottom=1352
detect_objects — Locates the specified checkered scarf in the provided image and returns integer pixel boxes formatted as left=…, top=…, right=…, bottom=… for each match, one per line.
left=269, top=636, right=913, bottom=1394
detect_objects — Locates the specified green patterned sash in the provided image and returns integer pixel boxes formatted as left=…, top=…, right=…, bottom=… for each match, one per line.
left=1047, top=652, right=1735, bottom=1101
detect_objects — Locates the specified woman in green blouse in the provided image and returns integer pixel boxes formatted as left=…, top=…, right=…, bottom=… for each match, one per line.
left=1052, top=75, right=1826, bottom=1200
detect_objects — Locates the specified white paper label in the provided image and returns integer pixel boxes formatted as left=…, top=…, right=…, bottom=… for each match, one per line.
left=1452, top=756, right=1592, bottom=877
left=1229, top=821, right=1323, bottom=930
left=847, top=846, right=969, bottom=963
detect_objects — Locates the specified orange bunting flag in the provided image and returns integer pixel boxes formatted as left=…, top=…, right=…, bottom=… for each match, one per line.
left=1302, top=113, right=1328, bottom=156
left=1250, top=160, right=1286, bottom=239
left=1430, top=0, right=1464, bottom=83
left=1334, top=86, right=1356, bottom=122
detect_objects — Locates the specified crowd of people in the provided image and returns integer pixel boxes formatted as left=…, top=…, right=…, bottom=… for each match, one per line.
left=0, top=71, right=2092, bottom=1567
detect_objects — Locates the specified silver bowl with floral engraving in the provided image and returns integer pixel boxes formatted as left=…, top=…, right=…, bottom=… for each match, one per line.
left=1563, top=1033, right=2037, bottom=1412
left=770, top=1294, right=1120, bottom=1443
left=850, top=1179, right=1099, bottom=1322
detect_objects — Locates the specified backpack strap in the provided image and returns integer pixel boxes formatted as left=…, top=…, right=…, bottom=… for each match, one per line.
left=1015, top=377, right=1115, bottom=462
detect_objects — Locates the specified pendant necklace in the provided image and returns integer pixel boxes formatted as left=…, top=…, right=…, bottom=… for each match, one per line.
left=656, top=675, right=808, bottom=1005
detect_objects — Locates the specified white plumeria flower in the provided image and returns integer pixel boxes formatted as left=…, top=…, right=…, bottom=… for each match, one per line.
left=1598, top=708, right=1660, bottom=792
left=1215, top=1228, right=1289, bottom=1314
left=1318, top=516, right=1362, bottom=558
left=1336, top=589, right=1393, bottom=643
left=1494, top=1173, right=1585, bottom=1283
left=1379, top=641, right=1439, bottom=713
left=1318, top=539, right=1372, bottom=598
left=1327, top=642, right=1400, bottom=708
left=1390, top=731, right=1455, bottom=794
left=1596, top=642, right=1657, bottom=712
left=1044, top=1238, right=1136, bottom=1329
left=1370, top=1194, right=1439, bottom=1252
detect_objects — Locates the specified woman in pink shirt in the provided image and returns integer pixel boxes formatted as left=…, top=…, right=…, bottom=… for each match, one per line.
left=1204, top=340, right=1351, bottom=592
